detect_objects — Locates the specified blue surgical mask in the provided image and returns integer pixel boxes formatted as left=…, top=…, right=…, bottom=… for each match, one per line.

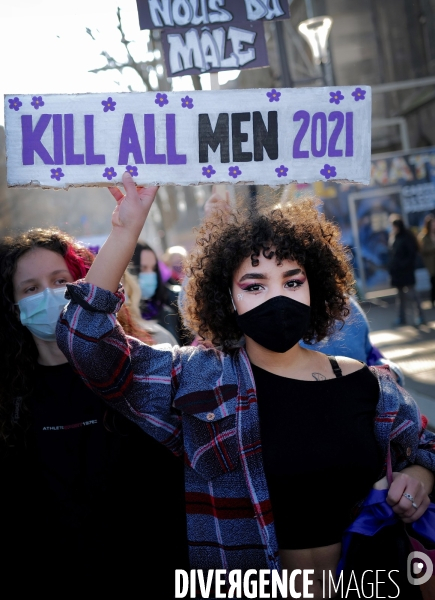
left=16, top=287, right=68, bottom=341
left=138, top=272, right=158, bottom=300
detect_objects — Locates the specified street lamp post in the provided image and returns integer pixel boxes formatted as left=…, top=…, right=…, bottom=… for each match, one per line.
left=298, top=16, right=334, bottom=86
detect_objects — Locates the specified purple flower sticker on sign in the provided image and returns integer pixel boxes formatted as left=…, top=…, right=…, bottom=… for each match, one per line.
left=320, top=164, right=337, bottom=179
left=275, top=165, right=288, bottom=178
left=50, top=167, right=64, bottom=181
left=155, top=93, right=169, bottom=107
left=202, top=165, right=216, bottom=178
left=352, top=87, right=366, bottom=101
left=126, top=165, right=138, bottom=177
left=31, top=96, right=45, bottom=109
left=266, top=89, right=281, bottom=102
left=329, top=91, right=344, bottom=105
left=229, top=166, right=242, bottom=179
left=181, top=96, right=194, bottom=109
left=8, top=97, right=22, bottom=111
left=103, top=167, right=117, bottom=180
left=102, top=97, right=116, bottom=112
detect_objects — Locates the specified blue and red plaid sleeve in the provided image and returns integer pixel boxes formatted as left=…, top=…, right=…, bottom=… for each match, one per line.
left=56, top=281, right=184, bottom=456
left=373, top=366, right=435, bottom=474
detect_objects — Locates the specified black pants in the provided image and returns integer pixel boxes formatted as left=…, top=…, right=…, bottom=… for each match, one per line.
left=397, top=285, right=424, bottom=323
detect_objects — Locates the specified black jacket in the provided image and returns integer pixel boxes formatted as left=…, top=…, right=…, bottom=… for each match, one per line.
left=388, top=230, right=419, bottom=287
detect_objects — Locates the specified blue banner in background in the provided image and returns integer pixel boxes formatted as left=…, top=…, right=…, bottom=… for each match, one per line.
left=282, top=146, right=435, bottom=294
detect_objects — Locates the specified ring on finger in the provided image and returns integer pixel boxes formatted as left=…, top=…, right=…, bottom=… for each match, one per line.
left=403, top=492, right=418, bottom=509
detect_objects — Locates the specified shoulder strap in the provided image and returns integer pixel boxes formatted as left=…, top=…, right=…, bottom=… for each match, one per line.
left=327, top=355, right=343, bottom=378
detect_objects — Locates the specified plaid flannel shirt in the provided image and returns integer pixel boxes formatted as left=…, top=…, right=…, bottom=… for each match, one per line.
left=57, top=282, right=435, bottom=573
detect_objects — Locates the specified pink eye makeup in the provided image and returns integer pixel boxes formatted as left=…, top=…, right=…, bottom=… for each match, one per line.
left=284, top=273, right=307, bottom=290
left=237, top=282, right=264, bottom=291
left=235, top=266, right=307, bottom=293
left=236, top=271, right=267, bottom=291
left=285, top=279, right=304, bottom=290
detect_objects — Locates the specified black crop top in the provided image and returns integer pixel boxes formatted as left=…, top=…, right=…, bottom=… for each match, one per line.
left=252, top=358, right=382, bottom=550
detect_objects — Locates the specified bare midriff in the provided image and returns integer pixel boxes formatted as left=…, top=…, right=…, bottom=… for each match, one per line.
left=280, top=542, right=342, bottom=600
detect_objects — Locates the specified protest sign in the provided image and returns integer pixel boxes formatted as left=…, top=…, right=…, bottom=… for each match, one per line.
left=5, top=86, right=372, bottom=189
left=135, top=0, right=290, bottom=30
left=161, top=21, right=268, bottom=76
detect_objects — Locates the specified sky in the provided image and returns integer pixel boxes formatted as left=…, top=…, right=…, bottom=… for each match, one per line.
left=0, top=0, right=239, bottom=128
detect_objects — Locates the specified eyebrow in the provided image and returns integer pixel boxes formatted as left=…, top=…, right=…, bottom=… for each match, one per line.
left=238, top=268, right=302, bottom=282
left=283, top=269, right=303, bottom=277
left=18, top=269, right=71, bottom=286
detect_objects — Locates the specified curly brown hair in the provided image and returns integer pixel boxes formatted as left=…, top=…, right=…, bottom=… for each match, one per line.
left=0, top=228, right=95, bottom=444
left=182, top=195, right=355, bottom=352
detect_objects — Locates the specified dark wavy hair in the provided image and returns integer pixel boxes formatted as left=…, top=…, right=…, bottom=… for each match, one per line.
left=182, top=195, right=355, bottom=352
left=0, top=228, right=94, bottom=444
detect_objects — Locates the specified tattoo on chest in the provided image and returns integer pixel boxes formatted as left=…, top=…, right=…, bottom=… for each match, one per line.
left=312, top=372, right=326, bottom=381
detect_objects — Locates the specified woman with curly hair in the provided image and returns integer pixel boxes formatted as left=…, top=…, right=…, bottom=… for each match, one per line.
left=57, top=173, right=435, bottom=599
left=0, top=227, right=188, bottom=594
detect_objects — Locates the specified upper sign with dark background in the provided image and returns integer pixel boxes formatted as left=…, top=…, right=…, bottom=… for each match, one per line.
left=136, top=0, right=290, bottom=30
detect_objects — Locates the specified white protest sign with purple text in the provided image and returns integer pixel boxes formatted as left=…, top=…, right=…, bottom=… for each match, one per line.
left=5, top=86, right=371, bottom=189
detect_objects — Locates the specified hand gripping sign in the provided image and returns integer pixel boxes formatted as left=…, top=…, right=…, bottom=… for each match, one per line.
left=4, top=86, right=371, bottom=189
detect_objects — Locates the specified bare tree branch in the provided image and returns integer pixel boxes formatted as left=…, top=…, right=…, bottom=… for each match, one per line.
left=86, top=7, right=160, bottom=91
left=86, top=7, right=201, bottom=94
left=85, top=27, right=96, bottom=41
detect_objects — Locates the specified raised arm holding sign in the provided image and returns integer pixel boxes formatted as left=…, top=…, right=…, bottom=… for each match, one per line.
left=86, top=173, right=158, bottom=292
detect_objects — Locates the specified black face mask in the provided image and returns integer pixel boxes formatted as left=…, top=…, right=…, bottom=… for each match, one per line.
left=235, top=295, right=311, bottom=353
